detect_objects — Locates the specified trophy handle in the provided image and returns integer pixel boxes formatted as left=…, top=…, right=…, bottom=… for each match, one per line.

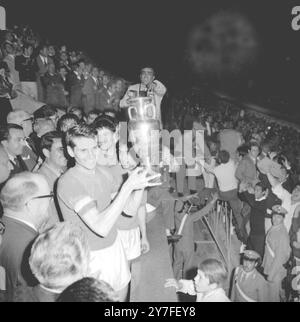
left=128, top=106, right=137, bottom=121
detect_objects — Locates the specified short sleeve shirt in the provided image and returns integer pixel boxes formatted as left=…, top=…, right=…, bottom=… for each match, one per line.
left=57, top=166, right=116, bottom=251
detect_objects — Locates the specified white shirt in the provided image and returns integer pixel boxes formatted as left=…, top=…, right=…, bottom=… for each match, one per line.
left=40, top=55, right=47, bottom=65
left=179, top=279, right=230, bottom=302
left=272, top=184, right=292, bottom=231
left=213, top=160, right=238, bottom=192
left=120, top=80, right=167, bottom=126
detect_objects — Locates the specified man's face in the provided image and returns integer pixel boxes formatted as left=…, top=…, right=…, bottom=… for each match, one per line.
left=0, top=149, right=13, bottom=183
left=48, top=46, right=55, bottom=56
left=92, top=67, right=99, bottom=78
left=108, top=83, right=117, bottom=95
left=25, top=46, right=33, bottom=57
left=250, top=146, right=259, bottom=159
left=140, top=68, right=155, bottom=86
left=41, top=47, right=48, bottom=57
left=242, top=259, right=257, bottom=273
left=79, top=62, right=85, bottom=73
left=59, top=67, right=67, bottom=78
left=254, top=185, right=264, bottom=200
left=97, top=128, right=116, bottom=151
left=292, top=186, right=300, bottom=203
left=21, top=118, right=33, bottom=137
left=86, top=114, right=98, bottom=125
left=3, top=129, right=25, bottom=157
left=60, top=119, right=78, bottom=133
left=49, top=139, right=67, bottom=169
left=61, top=52, right=68, bottom=61
left=272, top=213, right=284, bottom=226
left=69, top=137, right=98, bottom=170
left=72, top=109, right=83, bottom=120
left=102, top=75, right=109, bottom=86
left=194, top=269, right=211, bottom=293
left=115, top=80, right=123, bottom=92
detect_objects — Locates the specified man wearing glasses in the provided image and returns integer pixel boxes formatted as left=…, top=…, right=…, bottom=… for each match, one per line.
left=0, top=172, right=52, bottom=301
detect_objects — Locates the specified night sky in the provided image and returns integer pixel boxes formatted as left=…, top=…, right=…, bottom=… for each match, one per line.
left=2, top=0, right=300, bottom=114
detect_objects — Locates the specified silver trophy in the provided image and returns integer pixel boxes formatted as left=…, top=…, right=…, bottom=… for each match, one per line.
left=128, top=96, right=162, bottom=181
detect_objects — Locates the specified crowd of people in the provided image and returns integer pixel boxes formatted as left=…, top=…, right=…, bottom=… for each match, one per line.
left=0, top=22, right=300, bottom=303
left=0, top=25, right=130, bottom=125
left=165, top=92, right=300, bottom=302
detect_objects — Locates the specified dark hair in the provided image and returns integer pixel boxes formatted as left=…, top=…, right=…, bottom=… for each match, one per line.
left=218, top=150, right=230, bottom=164
left=107, top=79, right=116, bottom=90
left=140, top=66, right=155, bottom=77
left=57, top=114, right=80, bottom=133
left=92, top=115, right=117, bottom=133
left=23, top=42, right=33, bottom=51
left=69, top=107, right=84, bottom=117
left=38, top=44, right=48, bottom=53
left=34, top=105, right=57, bottom=120
left=0, top=61, right=9, bottom=72
left=56, top=277, right=118, bottom=302
left=237, top=144, right=249, bottom=158
left=249, top=141, right=260, bottom=150
left=255, top=182, right=268, bottom=193
left=40, top=131, right=62, bottom=156
left=87, top=110, right=99, bottom=117
left=65, top=124, right=97, bottom=149
left=0, top=123, right=24, bottom=142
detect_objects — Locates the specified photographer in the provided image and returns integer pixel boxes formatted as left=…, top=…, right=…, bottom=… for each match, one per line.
left=120, top=67, right=166, bottom=127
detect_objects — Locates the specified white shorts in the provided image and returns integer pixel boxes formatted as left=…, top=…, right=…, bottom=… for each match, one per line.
left=118, top=227, right=141, bottom=261
left=0, top=266, right=5, bottom=291
left=89, top=232, right=131, bottom=292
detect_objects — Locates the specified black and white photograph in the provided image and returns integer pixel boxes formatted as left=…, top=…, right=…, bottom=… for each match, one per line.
left=0, top=0, right=300, bottom=305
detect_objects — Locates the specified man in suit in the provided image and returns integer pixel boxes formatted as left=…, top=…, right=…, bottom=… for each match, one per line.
left=0, top=124, right=28, bottom=176
left=38, top=131, right=67, bottom=226
left=68, top=62, right=85, bottom=108
left=120, top=67, right=167, bottom=127
left=15, top=43, right=38, bottom=100
left=0, top=172, right=51, bottom=301
left=236, top=141, right=260, bottom=188
left=3, top=42, right=20, bottom=90
left=7, top=111, right=42, bottom=172
left=82, top=66, right=100, bottom=114
left=97, top=79, right=119, bottom=112
left=36, top=45, right=54, bottom=102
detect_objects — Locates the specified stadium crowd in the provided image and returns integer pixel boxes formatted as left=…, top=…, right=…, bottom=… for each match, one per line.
left=0, top=23, right=300, bottom=303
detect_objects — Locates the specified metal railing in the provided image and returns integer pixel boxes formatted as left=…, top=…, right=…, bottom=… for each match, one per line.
left=196, top=200, right=234, bottom=272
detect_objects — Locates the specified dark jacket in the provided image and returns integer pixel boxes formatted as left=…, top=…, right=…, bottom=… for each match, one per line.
left=15, top=55, right=37, bottom=82
left=0, top=216, right=38, bottom=301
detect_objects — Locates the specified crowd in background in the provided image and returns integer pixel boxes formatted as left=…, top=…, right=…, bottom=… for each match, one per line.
left=0, top=25, right=128, bottom=125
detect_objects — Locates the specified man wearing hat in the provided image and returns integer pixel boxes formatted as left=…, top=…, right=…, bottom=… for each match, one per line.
left=263, top=207, right=291, bottom=302
left=231, top=250, right=269, bottom=302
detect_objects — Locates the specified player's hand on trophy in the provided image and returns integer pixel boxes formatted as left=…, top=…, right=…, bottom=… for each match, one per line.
left=125, top=167, right=161, bottom=191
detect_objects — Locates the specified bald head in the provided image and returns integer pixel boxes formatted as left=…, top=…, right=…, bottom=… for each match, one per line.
left=34, top=119, right=56, bottom=137
left=0, top=172, right=50, bottom=212
left=7, top=111, right=33, bottom=137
